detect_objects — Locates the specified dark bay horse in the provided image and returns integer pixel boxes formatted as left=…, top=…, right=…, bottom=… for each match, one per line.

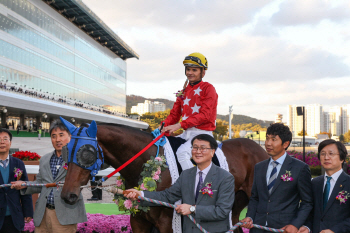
left=61, top=124, right=268, bottom=233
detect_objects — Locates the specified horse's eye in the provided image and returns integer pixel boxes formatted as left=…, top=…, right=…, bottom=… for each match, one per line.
left=76, top=144, right=97, bottom=168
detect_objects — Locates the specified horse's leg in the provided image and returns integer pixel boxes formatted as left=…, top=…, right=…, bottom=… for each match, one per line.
left=130, top=215, right=154, bottom=233
left=154, top=209, right=173, bottom=233
left=232, top=190, right=250, bottom=233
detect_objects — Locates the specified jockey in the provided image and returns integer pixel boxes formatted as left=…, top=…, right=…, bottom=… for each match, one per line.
left=161, top=52, right=218, bottom=171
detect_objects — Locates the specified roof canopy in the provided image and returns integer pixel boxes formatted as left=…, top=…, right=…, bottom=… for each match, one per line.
left=43, top=0, right=139, bottom=60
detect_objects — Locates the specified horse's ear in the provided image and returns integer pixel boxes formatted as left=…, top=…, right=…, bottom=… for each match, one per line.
left=86, top=120, right=97, bottom=138
left=59, top=116, right=76, bottom=134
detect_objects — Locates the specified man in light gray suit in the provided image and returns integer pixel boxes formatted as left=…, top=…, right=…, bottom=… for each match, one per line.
left=126, top=134, right=235, bottom=233
left=241, top=123, right=313, bottom=233
left=12, top=120, right=87, bottom=233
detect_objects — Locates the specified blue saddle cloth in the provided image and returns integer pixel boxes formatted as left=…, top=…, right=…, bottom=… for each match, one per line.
left=166, top=136, right=221, bottom=175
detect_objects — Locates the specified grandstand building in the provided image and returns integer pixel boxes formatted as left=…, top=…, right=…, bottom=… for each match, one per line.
left=0, top=0, right=147, bottom=130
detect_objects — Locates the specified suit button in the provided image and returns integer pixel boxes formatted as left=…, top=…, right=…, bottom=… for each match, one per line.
left=267, top=212, right=269, bottom=215
left=268, top=200, right=270, bottom=202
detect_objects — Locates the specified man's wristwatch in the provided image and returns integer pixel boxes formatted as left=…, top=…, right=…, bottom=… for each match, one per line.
left=190, top=205, right=196, bottom=213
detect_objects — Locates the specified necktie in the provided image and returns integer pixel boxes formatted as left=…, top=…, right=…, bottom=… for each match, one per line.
left=0, top=159, right=7, bottom=168
left=323, top=176, right=332, bottom=210
left=267, top=161, right=279, bottom=194
left=195, top=171, right=203, bottom=202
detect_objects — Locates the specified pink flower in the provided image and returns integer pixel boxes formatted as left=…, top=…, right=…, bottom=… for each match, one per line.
left=141, top=183, right=147, bottom=190
left=124, top=199, right=133, bottom=209
left=152, top=174, right=160, bottom=181
left=155, top=167, right=161, bottom=175
left=155, top=157, right=162, bottom=161
left=135, top=205, right=139, bottom=209
left=116, top=179, right=123, bottom=187
left=114, top=199, right=118, bottom=205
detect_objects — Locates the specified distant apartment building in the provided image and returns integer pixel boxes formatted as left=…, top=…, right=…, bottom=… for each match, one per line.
left=131, top=100, right=166, bottom=115
left=288, top=105, right=304, bottom=136
left=306, top=104, right=323, bottom=137
left=329, top=106, right=343, bottom=136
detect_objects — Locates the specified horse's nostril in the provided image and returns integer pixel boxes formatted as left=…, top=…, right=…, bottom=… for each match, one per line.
left=69, top=193, right=78, bottom=200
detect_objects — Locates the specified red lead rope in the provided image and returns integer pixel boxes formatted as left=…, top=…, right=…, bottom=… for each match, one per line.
left=104, top=132, right=166, bottom=179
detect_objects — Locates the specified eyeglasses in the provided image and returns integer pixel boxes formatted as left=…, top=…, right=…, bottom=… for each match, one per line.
left=319, top=152, right=339, bottom=158
left=0, top=138, right=9, bottom=143
left=191, top=147, right=213, bottom=152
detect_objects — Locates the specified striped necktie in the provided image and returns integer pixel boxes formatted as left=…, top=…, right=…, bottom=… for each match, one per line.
left=195, top=171, right=203, bottom=202
left=267, top=161, right=279, bottom=194
left=0, top=159, right=7, bottom=168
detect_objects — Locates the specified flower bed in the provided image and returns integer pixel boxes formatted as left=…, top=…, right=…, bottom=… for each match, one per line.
left=287, top=150, right=322, bottom=176
left=24, top=213, right=132, bottom=233
left=11, top=150, right=41, bottom=161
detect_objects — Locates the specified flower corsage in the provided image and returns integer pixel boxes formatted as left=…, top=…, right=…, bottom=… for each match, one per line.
left=14, top=167, right=23, bottom=180
left=336, top=190, right=350, bottom=204
left=281, top=170, right=293, bottom=182
left=200, top=182, right=214, bottom=198
left=63, top=163, right=68, bottom=170
left=175, top=89, right=185, bottom=100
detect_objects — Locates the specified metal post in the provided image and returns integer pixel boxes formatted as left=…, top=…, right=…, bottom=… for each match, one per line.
left=303, top=106, right=305, bottom=162
left=229, top=106, right=233, bottom=139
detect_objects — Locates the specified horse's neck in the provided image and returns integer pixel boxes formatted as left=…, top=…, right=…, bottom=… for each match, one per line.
left=99, top=126, right=161, bottom=187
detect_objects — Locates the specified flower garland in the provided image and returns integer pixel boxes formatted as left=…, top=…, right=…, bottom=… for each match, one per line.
left=113, top=155, right=168, bottom=215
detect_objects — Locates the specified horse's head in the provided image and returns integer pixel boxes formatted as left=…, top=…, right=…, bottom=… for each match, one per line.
left=59, top=117, right=104, bottom=205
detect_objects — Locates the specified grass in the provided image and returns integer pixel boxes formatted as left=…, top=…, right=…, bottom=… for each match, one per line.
left=10, top=130, right=50, bottom=137
left=85, top=203, right=247, bottom=220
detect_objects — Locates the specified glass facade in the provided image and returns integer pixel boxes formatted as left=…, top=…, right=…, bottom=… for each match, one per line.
left=0, top=0, right=128, bottom=113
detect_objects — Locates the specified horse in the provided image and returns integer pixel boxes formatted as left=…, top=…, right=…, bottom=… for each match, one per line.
left=60, top=121, right=268, bottom=233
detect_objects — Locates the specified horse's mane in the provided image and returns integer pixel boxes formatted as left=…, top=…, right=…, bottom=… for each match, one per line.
left=98, top=123, right=152, bottom=137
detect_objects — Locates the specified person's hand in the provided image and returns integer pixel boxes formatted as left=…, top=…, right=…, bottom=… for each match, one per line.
left=240, top=217, right=253, bottom=229
left=320, top=230, right=334, bottom=233
left=175, top=204, right=192, bottom=215
left=24, top=217, right=32, bottom=223
left=281, top=225, right=298, bottom=233
left=162, top=123, right=181, bottom=135
left=297, top=226, right=310, bottom=233
left=124, top=189, right=141, bottom=201
left=11, top=181, right=26, bottom=190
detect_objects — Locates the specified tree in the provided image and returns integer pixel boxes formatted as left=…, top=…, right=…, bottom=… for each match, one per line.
left=297, top=130, right=308, bottom=136
left=343, top=130, right=350, bottom=143
left=319, top=131, right=331, bottom=139
left=339, top=134, right=345, bottom=143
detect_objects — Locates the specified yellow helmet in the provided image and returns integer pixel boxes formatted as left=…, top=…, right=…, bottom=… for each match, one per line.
left=183, top=52, right=208, bottom=70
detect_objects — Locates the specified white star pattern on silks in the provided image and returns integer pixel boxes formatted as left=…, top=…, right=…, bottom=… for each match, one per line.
left=182, top=114, right=188, bottom=120
left=191, top=103, right=201, bottom=114
left=183, top=97, right=191, bottom=106
left=193, top=87, right=202, bottom=96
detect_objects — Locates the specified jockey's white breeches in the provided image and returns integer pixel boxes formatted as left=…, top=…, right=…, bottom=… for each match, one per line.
left=176, top=128, right=213, bottom=171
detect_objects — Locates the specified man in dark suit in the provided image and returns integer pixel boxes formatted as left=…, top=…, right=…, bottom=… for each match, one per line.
left=0, top=129, right=33, bottom=232
left=298, top=139, right=350, bottom=233
left=241, top=123, right=313, bottom=233
left=125, top=134, right=235, bottom=233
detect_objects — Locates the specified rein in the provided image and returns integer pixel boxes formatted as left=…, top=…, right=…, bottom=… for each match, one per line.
left=101, top=132, right=166, bottom=182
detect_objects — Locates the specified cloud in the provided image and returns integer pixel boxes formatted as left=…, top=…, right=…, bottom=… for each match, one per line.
left=83, top=0, right=274, bottom=33
left=271, top=0, right=350, bottom=26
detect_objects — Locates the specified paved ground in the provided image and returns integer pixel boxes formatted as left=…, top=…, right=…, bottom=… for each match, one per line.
left=11, top=137, right=117, bottom=203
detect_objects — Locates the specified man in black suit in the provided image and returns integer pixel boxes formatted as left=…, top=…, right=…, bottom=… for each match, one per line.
left=241, top=123, right=313, bottom=233
left=298, top=139, right=350, bottom=233
left=0, top=129, right=33, bottom=233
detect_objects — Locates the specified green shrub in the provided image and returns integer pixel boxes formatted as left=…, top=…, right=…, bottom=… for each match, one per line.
left=310, top=166, right=322, bottom=176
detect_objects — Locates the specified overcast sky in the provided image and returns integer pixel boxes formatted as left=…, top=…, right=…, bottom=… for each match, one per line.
left=83, top=0, right=350, bottom=121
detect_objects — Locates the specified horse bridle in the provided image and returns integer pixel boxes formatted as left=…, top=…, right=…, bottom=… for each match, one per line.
left=62, top=125, right=104, bottom=178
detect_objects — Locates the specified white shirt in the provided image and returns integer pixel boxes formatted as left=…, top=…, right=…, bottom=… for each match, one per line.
left=266, top=152, right=287, bottom=184
left=194, top=162, right=212, bottom=195
left=0, top=154, right=9, bottom=168
left=324, top=168, right=343, bottom=200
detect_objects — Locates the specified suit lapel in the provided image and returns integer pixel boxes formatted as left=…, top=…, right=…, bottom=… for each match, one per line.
left=270, top=154, right=292, bottom=196
left=196, top=164, right=217, bottom=204
left=8, top=156, right=15, bottom=182
left=262, top=159, right=270, bottom=195
left=45, top=152, right=54, bottom=182
left=315, top=176, right=324, bottom=212
left=187, top=167, right=197, bottom=204
left=323, top=172, right=347, bottom=216
left=54, top=163, right=67, bottom=182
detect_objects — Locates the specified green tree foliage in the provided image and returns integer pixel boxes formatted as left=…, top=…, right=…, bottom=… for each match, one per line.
left=213, top=119, right=228, bottom=140
left=343, top=130, right=350, bottom=143
left=339, top=134, right=345, bottom=143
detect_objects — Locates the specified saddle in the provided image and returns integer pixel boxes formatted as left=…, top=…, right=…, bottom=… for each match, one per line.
left=166, top=136, right=220, bottom=175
